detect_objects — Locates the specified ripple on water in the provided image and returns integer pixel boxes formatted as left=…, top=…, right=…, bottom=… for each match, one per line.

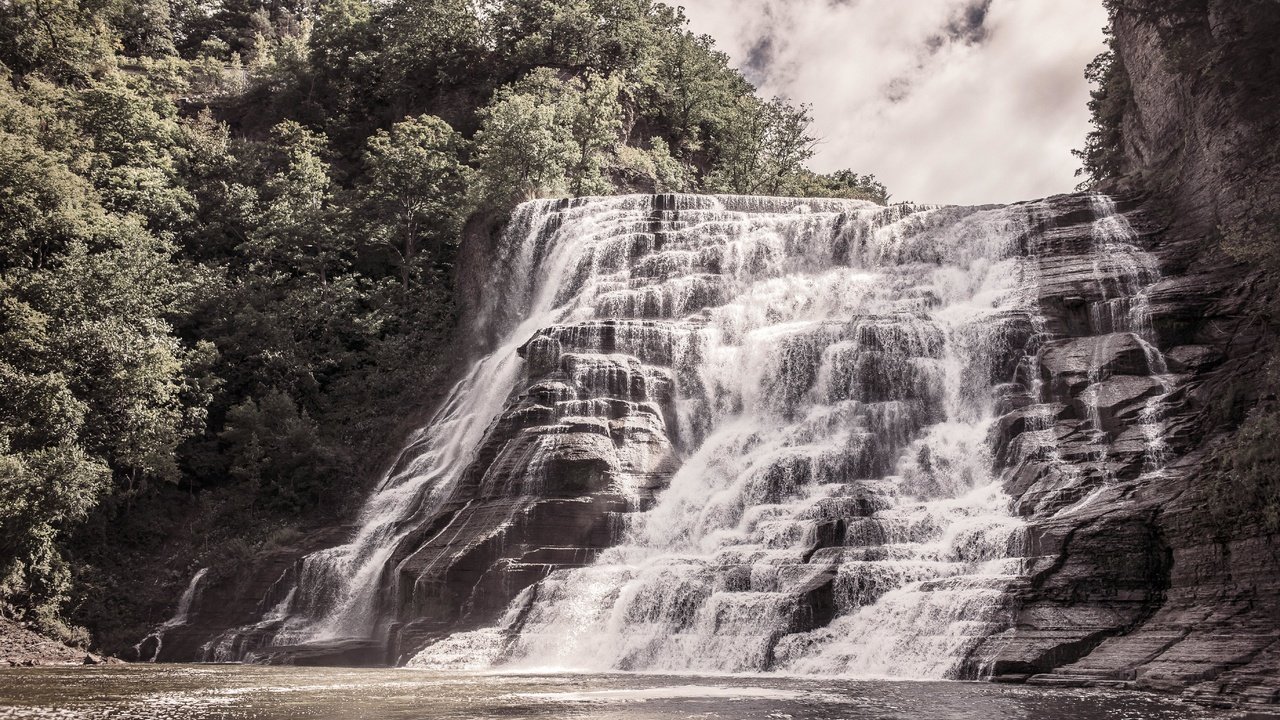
left=0, top=666, right=1262, bottom=720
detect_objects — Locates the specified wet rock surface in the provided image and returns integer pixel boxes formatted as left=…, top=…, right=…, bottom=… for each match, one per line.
left=978, top=194, right=1280, bottom=707
left=972, top=0, right=1280, bottom=707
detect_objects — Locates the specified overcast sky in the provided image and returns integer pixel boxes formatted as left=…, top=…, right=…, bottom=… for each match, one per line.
left=677, top=0, right=1108, bottom=205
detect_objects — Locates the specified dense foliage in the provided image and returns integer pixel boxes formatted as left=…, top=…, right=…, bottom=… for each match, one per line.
left=1072, top=37, right=1129, bottom=188
left=0, top=0, right=888, bottom=648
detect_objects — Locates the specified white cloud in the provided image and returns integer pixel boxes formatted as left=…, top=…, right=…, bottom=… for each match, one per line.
left=676, top=0, right=1108, bottom=205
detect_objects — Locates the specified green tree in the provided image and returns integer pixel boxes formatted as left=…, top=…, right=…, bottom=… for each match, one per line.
left=308, top=0, right=380, bottom=132
left=639, top=28, right=747, bottom=160
left=381, top=0, right=487, bottom=114
left=0, top=0, right=116, bottom=81
left=801, top=169, right=890, bottom=204
left=567, top=73, right=624, bottom=196
left=473, top=82, right=575, bottom=204
left=72, top=75, right=193, bottom=231
left=0, top=131, right=101, bottom=273
left=219, top=390, right=345, bottom=512
left=706, top=97, right=817, bottom=195
left=245, top=121, right=346, bottom=284
left=1073, top=43, right=1130, bottom=188
left=358, top=114, right=472, bottom=288
left=0, top=443, right=111, bottom=639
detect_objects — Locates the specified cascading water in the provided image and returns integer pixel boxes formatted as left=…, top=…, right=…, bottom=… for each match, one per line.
left=137, top=567, right=208, bottom=661
left=373, top=194, right=1050, bottom=677
left=201, top=201, right=627, bottom=659
left=1081, top=195, right=1175, bottom=481
left=184, top=192, right=1173, bottom=678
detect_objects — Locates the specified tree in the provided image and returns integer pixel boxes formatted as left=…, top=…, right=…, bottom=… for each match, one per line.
left=0, top=0, right=116, bottom=81
left=0, top=443, right=111, bottom=639
left=308, top=0, right=380, bottom=132
left=245, top=121, right=346, bottom=284
left=473, top=80, right=576, bottom=205
left=220, top=390, right=345, bottom=512
left=381, top=0, right=488, bottom=114
left=802, top=169, right=891, bottom=205
left=72, top=75, right=193, bottom=231
left=358, top=114, right=472, bottom=289
left=0, top=131, right=102, bottom=273
left=706, top=97, right=817, bottom=195
left=1073, top=44, right=1130, bottom=188
left=568, top=73, right=624, bottom=196
left=639, top=28, right=747, bottom=160
left=474, top=68, right=626, bottom=203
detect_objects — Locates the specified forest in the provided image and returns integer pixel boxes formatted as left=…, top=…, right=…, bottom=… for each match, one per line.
left=0, top=0, right=890, bottom=650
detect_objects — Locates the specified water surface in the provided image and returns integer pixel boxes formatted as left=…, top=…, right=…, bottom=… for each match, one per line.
left=0, top=666, right=1257, bottom=719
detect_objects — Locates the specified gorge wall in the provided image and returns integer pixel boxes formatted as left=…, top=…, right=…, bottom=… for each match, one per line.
left=137, top=0, right=1280, bottom=709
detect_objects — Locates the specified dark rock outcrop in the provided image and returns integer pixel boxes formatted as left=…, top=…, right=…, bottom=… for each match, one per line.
left=971, top=1, right=1280, bottom=708
left=973, top=185, right=1280, bottom=707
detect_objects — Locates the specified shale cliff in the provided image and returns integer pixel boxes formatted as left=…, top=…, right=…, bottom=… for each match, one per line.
left=973, top=0, right=1280, bottom=704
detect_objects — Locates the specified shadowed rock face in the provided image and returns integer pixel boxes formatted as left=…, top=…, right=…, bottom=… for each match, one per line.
left=973, top=191, right=1280, bottom=704
left=970, top=0, right=1280, bottom=706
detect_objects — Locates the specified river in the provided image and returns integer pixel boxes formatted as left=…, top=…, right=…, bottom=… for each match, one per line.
left=0, top=666, right=1258, bottom=719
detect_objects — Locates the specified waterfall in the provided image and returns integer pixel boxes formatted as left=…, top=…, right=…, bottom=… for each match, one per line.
left=1083, top=195, right=1175, bottom=479
left=202, top=199, right=623, bottom=656
left=194, top=192, right=1171, bottom=677
left=381, top=194, right=1047, bottom=677
left=136, top=568, right=208, bottom=661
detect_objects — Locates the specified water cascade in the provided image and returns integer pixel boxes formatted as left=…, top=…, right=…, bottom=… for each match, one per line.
left=178, top=193, right=1173, bottom=678
left=136, top=567, right=208, bottom=661
left=397, top=193, right=1042, bottom=676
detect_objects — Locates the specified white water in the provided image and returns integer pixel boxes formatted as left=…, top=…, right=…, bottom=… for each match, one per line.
left=138, top=567, right=208, bottom=661
left=189, top=193, right=1173, bottom=678
left=382, top=195, right=1050, bottom=677
left=210, top=201, right=634, bottom=651
left=1085, top=195, right=1175, bottom=478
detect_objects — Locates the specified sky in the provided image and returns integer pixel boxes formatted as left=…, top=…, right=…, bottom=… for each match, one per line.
left=677, top=0, right=1109, bottom=205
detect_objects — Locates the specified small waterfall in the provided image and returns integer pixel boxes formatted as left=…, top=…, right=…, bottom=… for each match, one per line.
left=137, top=568, right=208, bottom=661
left=1085, top=195, right=1175, bottom=479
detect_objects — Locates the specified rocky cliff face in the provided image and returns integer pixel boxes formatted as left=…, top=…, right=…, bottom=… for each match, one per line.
left=1108, top=0, right=1280, bottom=233
left=983, top=0, right=1280, bottom=706
left=974, top=191, right=1280, bottom=705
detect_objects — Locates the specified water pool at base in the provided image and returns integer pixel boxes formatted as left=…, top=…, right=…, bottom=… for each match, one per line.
left=0, top=666, right=1262, bottom=720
